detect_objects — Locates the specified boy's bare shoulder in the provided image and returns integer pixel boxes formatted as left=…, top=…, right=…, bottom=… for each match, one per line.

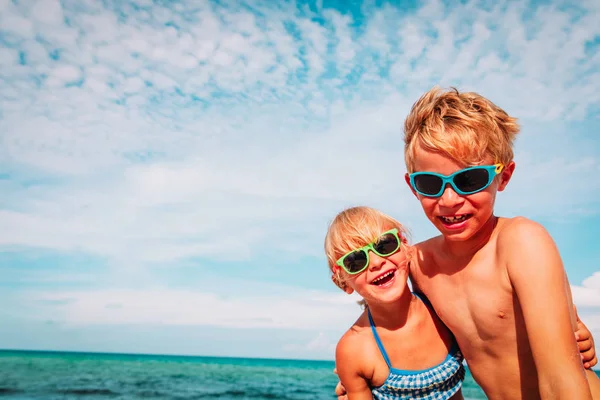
left=413, top=235, right=444, bottom=268
left=413, top=236, right=442, bottom=256
left=415, top=235, right=443, bottom=250
left=496, top=216, right=557, bottom=270
left=496, top=216, right=550, bottom=249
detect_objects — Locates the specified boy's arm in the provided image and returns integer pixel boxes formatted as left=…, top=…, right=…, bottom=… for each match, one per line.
left=335, top=334, right=374, bottom=400
left=503, top=218, right=592, bottom=399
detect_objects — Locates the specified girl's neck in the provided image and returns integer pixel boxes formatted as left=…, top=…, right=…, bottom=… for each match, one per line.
left=366, top=289, right=422, bottom=330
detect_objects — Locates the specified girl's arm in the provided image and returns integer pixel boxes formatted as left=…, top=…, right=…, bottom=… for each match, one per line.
left=575, top=310, right=598, bottom=369
left=449, top=388, right=464, bottom=400
left=502, top=218, right=592, bottom=399
left=335, top=334, right=374, bottom=400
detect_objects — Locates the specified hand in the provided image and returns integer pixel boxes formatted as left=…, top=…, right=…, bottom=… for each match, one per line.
left=574, top=306, right=597, bottom=369
left=333, top=368, right=348, bottom=400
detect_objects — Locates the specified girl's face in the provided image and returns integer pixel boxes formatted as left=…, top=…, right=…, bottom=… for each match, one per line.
left=335, top=229, right=411, bottom=305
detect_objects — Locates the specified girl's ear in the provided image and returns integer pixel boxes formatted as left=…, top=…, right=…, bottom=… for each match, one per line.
left=331, top=268, right=354, bottom=294
left=342, top=283, right=354, bottom=295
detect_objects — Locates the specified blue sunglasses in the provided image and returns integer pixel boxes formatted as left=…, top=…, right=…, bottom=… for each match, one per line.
left=409, top=164, right=504, bottom=198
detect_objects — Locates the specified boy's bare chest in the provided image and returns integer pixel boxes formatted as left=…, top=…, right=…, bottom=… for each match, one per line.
left=414, top=255, right=517, bottom=352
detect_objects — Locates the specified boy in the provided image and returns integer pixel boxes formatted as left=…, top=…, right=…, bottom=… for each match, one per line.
left=336, top=87, right=599, bottom=399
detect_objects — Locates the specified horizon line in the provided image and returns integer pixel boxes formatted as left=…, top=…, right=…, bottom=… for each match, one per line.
left=0, top=348, right=336, bottom=363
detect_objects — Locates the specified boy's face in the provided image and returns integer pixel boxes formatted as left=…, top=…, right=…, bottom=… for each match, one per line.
left=405, top=145, right=514, bottom=242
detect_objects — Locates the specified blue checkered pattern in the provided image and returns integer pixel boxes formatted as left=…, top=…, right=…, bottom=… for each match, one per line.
left=371, top=346, right=465, bottom=400
left=367, top=295, right=465, bottom=400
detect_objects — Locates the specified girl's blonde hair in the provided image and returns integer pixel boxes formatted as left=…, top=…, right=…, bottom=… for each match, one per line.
left=324, top=206, right=409, bottom=290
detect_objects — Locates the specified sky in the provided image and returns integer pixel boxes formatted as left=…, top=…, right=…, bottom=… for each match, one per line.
left=0, top=0, right=599, bottom=362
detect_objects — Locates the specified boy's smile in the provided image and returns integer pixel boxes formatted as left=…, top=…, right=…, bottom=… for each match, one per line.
left=406, top=144, right=514, bottom=244
left=439, top=213, right=471, bottom=227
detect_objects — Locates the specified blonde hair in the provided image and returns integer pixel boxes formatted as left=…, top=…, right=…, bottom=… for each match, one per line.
left=324, top=206, right=409, bottom=290
left=404, top=87, right=520, bottom=173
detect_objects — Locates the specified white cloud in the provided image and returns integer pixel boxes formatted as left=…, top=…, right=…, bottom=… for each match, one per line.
left=31, top=0, right=63, bottom=25
left=573, top=273, right=600, bottom=308
left=4, top=284, right=362, bottom=331
left=46, top=64, right=82, bottom=87
left=0, top=0, right=598, bottom=301
left=283, top=331, right=338, bottom=355
left=0, top=8, right=34, bottom=37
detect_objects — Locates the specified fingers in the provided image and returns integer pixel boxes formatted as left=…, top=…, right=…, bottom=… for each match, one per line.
left=581, top=349, right=598, bottom=370
left=583, top=354, right=598, bottom=369
left=575, top=322, right=591, bottom=342
left=575, top=319, right=597, bottom=368
left=333, top=368, right=347, bottom=398
left=581, top=348, right=598, bottom=365
left=578, top=337, right=593, bottom=353
left=335, top=382, right=345, bottom=396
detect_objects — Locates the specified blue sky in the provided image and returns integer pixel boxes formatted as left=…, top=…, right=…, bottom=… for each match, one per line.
left=0, top=0, right=599, bottom=361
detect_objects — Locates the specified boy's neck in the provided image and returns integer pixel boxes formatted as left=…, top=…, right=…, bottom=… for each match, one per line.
left=365, top=289, right=420, bottom=330
left=442, top=214, right=499, bottom=258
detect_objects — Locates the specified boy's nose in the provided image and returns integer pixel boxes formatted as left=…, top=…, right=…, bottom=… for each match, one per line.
left=438, top=184, right=465, bottom=207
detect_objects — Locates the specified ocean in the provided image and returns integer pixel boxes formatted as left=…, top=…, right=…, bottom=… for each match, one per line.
left=0, top=350, right=487, bottom=399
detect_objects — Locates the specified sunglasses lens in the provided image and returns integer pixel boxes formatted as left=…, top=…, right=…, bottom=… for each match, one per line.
left=413, top=174, right=443, bottom=196
left=374, top=234, right=400, bottom=255
left=343, top=250, right=368, bottom=274
left=454, top=168, right=490, bottom=193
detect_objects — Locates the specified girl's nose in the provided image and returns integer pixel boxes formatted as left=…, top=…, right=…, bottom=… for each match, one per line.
left=368, top=251, right=386, bottom=271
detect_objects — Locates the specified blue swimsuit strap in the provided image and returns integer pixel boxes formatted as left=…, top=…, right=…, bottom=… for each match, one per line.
left=367, top=308, right=392, bottom=368
left=367, top=292, right=446, bottom=369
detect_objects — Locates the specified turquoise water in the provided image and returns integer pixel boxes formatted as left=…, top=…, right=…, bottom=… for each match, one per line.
left=0, top=350, right=486, bottom=399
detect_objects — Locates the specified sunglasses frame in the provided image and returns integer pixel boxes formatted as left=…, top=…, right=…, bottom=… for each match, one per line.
left=409, top=163, right=504, bottom=198
left=335, top=228, right=402, bottom=275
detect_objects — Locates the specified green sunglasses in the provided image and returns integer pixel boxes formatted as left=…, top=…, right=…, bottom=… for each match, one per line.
left=336, top=229, right=403, bottom=275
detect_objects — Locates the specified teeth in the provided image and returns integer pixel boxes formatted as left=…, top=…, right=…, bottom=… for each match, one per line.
left=372, top=271, right=394, bottom=284
left=441, top=215, right=468, bottom=223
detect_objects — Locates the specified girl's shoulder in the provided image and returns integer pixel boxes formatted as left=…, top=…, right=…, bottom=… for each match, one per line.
left=339, top=311, right=372, bottom=348
left=336, top=314, right=380, bottom=383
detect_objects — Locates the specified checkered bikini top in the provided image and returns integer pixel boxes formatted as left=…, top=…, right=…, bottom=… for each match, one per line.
left=368, top=294, right=465, bottom=400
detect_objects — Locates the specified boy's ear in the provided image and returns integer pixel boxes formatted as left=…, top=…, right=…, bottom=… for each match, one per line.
left=497, top=161, right=516, bottom=192
left=404, top=173, right=418, bottom=197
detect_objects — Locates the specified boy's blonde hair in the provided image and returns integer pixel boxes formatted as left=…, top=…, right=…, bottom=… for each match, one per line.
left=324, top=206, right=409, bottom=289
left=404, top=87, right=520, bottom=173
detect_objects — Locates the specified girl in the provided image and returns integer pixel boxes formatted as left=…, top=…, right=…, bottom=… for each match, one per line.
left=325, top=206, right=464, bottom=400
